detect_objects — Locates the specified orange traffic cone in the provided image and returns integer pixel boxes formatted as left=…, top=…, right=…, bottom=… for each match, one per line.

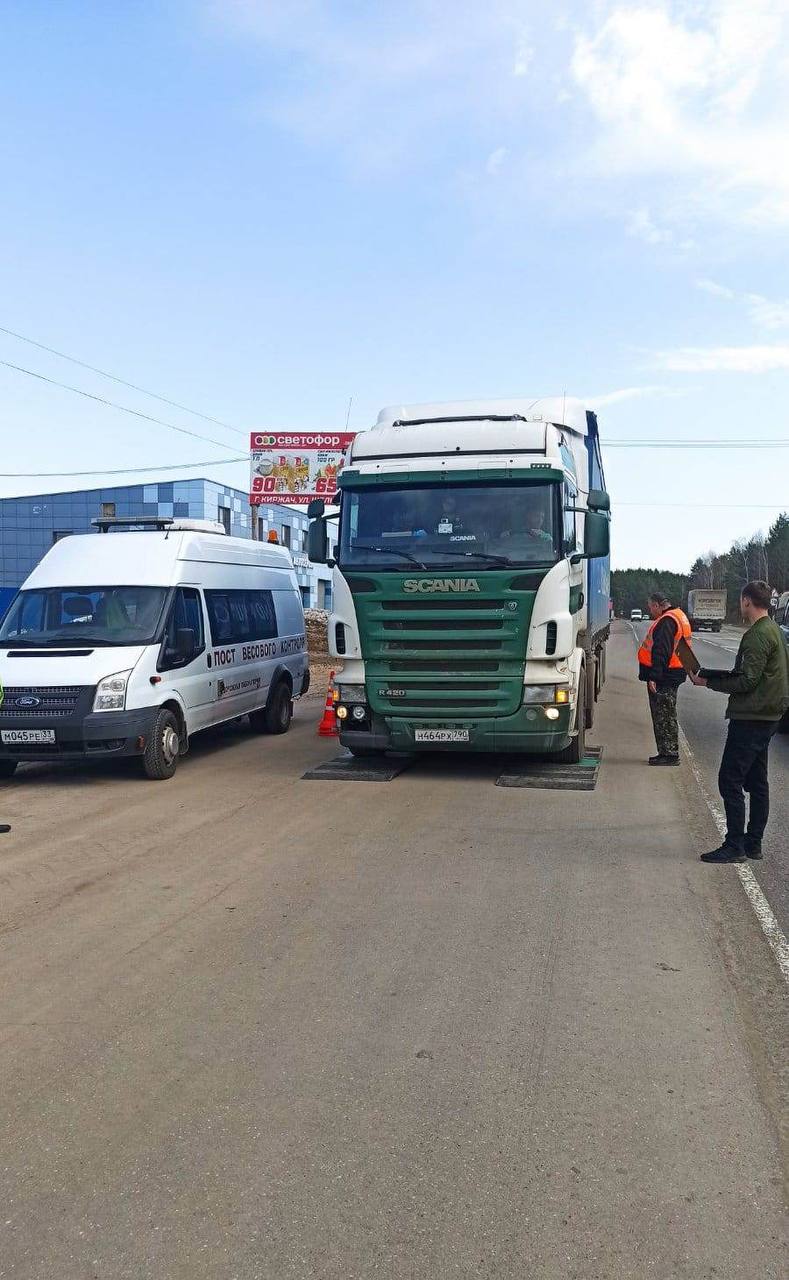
left=318, top=672, right=338, bottom=737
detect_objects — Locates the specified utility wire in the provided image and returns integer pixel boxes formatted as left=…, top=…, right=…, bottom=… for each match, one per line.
left=0, top=358, right=244, bottom=455
left=0, top=324, right=244, bottom=438
left=0, top=456, right=247, bottom=478
left=607, top=438, right=789, bottom=448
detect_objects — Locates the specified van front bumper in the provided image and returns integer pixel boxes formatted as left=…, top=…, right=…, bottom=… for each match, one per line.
left=0, top=707, right=161, bottom=763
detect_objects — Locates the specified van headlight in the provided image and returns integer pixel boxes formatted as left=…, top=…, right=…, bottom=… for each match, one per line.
left=93, top=670, right=131, bottom=712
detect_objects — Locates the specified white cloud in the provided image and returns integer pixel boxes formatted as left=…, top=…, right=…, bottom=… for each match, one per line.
left=627, top=208, right=674, bottom=246
left=654, top=346, right=789, bottom=373
left=696, top=278, right=735, bottom=300
left=570, top=1, right=789, bottom=231
left=696, top=278, right=789, bottom=330
left=486, top=146, right=508, bottom=175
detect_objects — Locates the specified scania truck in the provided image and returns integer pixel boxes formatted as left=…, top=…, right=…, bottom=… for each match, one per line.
left=308, top=398, right=611, bottom=762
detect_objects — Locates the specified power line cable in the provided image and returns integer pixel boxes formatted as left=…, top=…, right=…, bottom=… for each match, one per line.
left=0, top=358, right=244, bottom=454
left=0, top=456, right=247, bottom=478
left=0, top=324, right=244, bottom=438
left=607, top=438, right=789, bottom=448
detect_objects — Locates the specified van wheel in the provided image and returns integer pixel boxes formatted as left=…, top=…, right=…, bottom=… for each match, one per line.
left=0, top=760, right=17, bottom=779
left=142, top=708, right=180, bottom=780
left=257, top=682, right=293, bottom=735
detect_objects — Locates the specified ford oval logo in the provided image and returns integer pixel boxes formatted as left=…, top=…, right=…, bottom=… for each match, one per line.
left=15, top=696, right=40, bottom=707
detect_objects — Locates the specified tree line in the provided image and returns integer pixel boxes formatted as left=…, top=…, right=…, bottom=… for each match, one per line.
left=612, top=512, right=789, bottom=618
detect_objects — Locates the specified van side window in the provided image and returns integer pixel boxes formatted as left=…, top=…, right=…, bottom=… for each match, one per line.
left=205, top=589, right=278, bottom=645
left=161, top=587, right=205, bottom=669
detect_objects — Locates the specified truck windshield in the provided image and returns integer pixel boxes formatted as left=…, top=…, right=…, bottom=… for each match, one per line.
left=0, top=586, right=169, bottom=648
left=340, top=481, right=559, bottom=570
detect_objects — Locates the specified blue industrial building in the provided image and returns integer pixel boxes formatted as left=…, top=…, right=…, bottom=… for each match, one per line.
left=0, top=477, right=332, bottom=614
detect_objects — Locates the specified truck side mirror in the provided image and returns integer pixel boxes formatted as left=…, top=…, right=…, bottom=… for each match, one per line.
left=587, top=489, right=610, bottom=513
left=307, top=498, right=326, bottom=519
left=308, top=517, right=329, bottom=564
left=584, top=511, right=610, bottom=559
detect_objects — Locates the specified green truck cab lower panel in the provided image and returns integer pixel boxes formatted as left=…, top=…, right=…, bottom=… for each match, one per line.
left=347, top=568, right=547, bottom=722
left=339, top=703, right=573, bottom=754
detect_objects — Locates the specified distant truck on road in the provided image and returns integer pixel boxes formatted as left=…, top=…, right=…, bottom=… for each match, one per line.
left=687, top=589, right=727, bottom=632
left=309, top=397, right=611, bottom=764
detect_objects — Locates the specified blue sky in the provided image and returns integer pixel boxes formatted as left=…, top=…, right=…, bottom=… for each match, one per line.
left=1, top=0, right=787, bottom=571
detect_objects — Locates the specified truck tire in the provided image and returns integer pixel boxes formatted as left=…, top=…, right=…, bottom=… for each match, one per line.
left=346, top=745, right=383, bottom=758
left=778, top=709, right=789, bottom=735
left=585, top=656, right=596, bottom=730
left=0, top=759, right=17, bottom=780
left=556, top=670, right=586, bottom=764
left=142, top=708, right=180, bottom=780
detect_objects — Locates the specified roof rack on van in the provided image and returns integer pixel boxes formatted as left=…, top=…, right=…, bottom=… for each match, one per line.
left=91, top=516, right=226, bottom=534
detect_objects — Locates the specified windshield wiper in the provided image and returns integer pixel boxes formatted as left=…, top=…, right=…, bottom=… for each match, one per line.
left=350, top=545, right=427, bottom=569
left=47, top=632, right=117, bottom=646
left=455, top=551, right=515, bottom=566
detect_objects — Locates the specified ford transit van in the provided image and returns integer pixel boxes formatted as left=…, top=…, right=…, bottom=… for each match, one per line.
left=0, top=518, right=309, bottom=779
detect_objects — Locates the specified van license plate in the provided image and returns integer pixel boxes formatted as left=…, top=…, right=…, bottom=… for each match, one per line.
left=1, top=728, right=56, bottom=745
left=414, top=728, right=469, bottom=743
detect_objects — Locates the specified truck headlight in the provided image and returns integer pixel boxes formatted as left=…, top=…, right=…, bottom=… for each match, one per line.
left=93, top=670, right=131, bottom=712
left=339, top=684, right=365, bottom=702
left=523, top=684, right=572, bottom=706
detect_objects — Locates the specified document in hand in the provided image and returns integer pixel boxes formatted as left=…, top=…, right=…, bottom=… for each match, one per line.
left=677, top=637, right=701, bottom=675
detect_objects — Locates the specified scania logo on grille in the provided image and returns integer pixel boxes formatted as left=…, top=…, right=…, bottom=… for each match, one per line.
left=14, top=696, right=41, bottom=707
left=402, top=578, right=481, bottom=594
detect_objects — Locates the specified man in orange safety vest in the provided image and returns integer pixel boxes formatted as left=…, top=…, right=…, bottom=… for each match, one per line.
left=637, top=592, right=692, bottom=765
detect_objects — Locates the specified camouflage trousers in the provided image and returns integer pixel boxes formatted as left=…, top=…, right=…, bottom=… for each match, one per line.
left=648, top=685, right=679, bottom=757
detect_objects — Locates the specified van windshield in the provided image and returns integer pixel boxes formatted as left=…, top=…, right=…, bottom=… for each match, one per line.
left=0, top=586, right=169, bottom=648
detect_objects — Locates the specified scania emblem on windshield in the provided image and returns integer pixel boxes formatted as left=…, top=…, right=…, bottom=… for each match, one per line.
left=402, top=578, right=481, bottom=594
left=15, top=696, right=40, bottom=707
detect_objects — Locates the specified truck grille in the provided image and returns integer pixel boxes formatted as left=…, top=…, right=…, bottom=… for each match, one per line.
left=355, top=586, right=536, bottom=719
left=1, top=686, right=84, bottom=719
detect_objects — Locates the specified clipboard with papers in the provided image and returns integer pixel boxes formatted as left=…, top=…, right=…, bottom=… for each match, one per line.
left=676, top=638, right=701, bottom=675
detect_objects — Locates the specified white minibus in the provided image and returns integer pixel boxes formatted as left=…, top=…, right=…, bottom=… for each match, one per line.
left=0, top=518, right=309, bottom=779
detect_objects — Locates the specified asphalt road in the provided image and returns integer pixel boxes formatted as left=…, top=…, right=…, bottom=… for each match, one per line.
left=630, top=620, right=789, bottom=939
left=0, top=626, right=787, bottom=1278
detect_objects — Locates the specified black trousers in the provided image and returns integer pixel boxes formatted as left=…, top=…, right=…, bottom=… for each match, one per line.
left=718, top=719, right=779, bottom=847
left=648, top=685, right=679, bottom=757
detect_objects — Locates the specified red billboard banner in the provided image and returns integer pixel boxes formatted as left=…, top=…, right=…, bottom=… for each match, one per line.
left=249, top=432, right=355, bottom=506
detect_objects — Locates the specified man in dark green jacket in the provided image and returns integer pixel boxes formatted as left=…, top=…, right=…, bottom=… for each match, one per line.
left=690, top=580, right=789, bottom=862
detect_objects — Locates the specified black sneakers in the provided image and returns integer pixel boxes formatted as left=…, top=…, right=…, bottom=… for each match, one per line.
left=649, top=754, right=680, bottom=766
left=700, top=843, right=746, bottom=864
left=744, top=838, right=763, bottom=860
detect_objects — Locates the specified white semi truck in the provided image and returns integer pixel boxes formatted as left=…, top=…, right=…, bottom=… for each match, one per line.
left=687, top=589, right=727, bottom=632
left=308, top=397, right=611, bottom=763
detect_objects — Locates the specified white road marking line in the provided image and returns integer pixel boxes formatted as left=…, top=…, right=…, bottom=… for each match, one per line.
left=678, top=727, right=789, bottom=985
left=626, top=621, right=789, bottom=985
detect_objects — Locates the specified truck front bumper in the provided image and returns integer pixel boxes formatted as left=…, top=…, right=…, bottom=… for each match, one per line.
left=338, top=703, right=574, bottom=754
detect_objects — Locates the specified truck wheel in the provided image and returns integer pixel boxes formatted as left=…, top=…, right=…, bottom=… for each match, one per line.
left=142, top=708, right=180, bottom=780
left=778, top=710, right=789, bottom=735
left=0, top=759, right=18, bottom=779
left=556, top=671, right=586, bottom=764
left=585, top=656, right=596, bottom=729
left=265, top=682, right=294, bottom=735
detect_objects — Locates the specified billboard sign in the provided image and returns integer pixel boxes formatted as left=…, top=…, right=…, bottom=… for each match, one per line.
left=249, top=432, right=355, bottom=506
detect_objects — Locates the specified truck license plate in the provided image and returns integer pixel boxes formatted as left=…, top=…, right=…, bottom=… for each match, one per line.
left=1, top=728, right=56, bottom=745
left=414, top=728, right=469, bottom=743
